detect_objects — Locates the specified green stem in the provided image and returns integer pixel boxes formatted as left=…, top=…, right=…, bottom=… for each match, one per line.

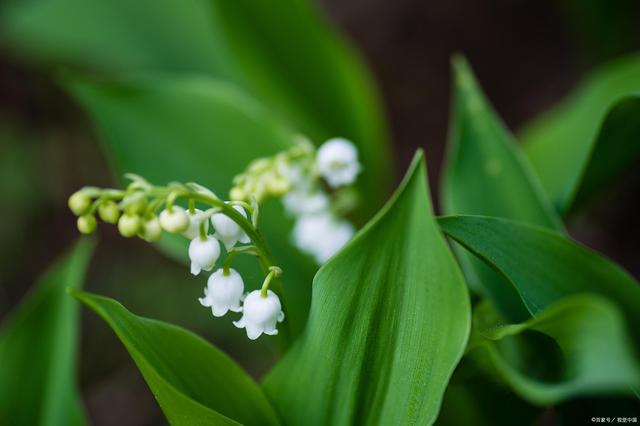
left=173, top=190, right=291, bottom=342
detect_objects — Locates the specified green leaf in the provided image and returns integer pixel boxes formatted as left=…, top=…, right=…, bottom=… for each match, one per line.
left=263, top=152, right=471, bottom=426
left=0, top=238, right=95, bottom=426
left=437, top=215, right=640, bottom=341
left=521, top=54, right=640, bottom=215
left=1, top=0, right=391, bottom=210
left=66, top=75, right=315, bottom=338
left=468, top=295, right=640, bottom=405
left=72, top=291, right=281, bottom=426
left=441, top=55, right=563, bottom=322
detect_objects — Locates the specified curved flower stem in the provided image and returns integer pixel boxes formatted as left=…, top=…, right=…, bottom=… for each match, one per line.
left=171, top=189, right=292, bottom=343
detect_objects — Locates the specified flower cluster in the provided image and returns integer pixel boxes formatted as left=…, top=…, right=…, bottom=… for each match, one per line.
left=231, top=137, right=361, bottom=264
left=68, top=136, right=362, bottom=339
left=68, top=176, right=285, bottom=340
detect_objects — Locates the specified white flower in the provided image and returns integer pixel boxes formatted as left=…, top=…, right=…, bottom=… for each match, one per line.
left=211, top=205, right=250, bottom=250
left=188, top=236, right=221, bottom=275
left=159, top=207, right=190, bottom=233
left=233, top=290, right=284, bottom=340
left=182, top=209, right=209, bottom=240
left=282, top=189, right=330, bottom=216
left=316, top=138, right=361, bottom=188
left=292, top=212, right=354, bottom=263
left=199, top=268, right=244, bottom=317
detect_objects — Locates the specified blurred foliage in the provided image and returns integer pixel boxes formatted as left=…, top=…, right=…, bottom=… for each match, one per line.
left=0, top=0, right=639, bottom=424
left=0, top=239, right=94, bottom=426
left=521, top=55, right=640, bottom=215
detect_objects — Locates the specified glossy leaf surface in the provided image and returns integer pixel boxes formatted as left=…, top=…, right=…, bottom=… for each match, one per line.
left=263, top=153, right=471, bottom=426
left=73, top=291, right=281, bottom=426
left=441, top=56, right=562, bottom=322
left=438, top=215, right=640, bottom=340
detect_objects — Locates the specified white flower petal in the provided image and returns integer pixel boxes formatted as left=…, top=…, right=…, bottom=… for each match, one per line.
left=292, top=212, right=354, bottom=264
left=201, top=268, right=245, bottom=318
left=316, top=138, right=361, bottom=188
left=235, top=290, right=284, bottom=340
left=211, top=205, right=249, bottom=250
left=245, top=324, right=263, bottom=340
left=188, top=236, right=220, bottom=276
left=182, top=209, right=209, bottom=239
left=211, top=305, right=229, bottom=317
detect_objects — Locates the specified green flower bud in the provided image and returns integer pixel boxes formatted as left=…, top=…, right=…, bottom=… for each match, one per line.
left=266, top=174, right=291, bottom=196
left=139, top=217, right=162, bottom=242
left=68, top=191, right=92, bottom=216
left=77, top=214, right=97, bottom=234
left=118, top=213, right=142, bottom=238
left=124, top=197, right=148, bottom=215
left=230, top=186, right=247, bottom=201
left=98, top=201, right=121, bottom=224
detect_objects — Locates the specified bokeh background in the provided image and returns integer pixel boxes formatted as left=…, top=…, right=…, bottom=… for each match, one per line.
left=1, top=0, right=639, bottom=424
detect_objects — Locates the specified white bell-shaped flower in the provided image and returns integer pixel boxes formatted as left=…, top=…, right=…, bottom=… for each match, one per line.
left=159, top=207, right=190, bottom=233
left=199, top=268, right=244, bottom=317
left=233, top=290, right=284, bottom=340
left=188, top=235, right=220, bottom=275
left=182, top=209, right=209, bottom=240
left=211, top=205, right=250, bottom=250
left=292, top=212, right=354, bottom=264
left=316, top=138, right=361, bottom=188
left=282, top=189, right=329, bottom=216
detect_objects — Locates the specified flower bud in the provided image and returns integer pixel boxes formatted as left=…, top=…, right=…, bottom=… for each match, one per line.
left=265, top=173, right=291, bottom=196
left=189, top=236, right=221, bottom=275
left=118, top=213, right=142, bottom=238
left=68, top=191, right=92, bottom=216
left=98, top=201, right=121, bottom=224
left=182, top=209, right=209, bottom=240
left=229, top=186, right=247, bottom=201
left=199, top=268, right=244, bottom=317
left=139, top=217, right=162, bottom=242
left=159, top=207, right=189, bottom=233
left=234, top=290, right=284, bottom=340
left=316, top=138, right=361, bottom=188
left=211, top=205, right=250, bottom=250
left=77, top=214, right=97, bottom=234
left=125, top=198, right=148, bottom=215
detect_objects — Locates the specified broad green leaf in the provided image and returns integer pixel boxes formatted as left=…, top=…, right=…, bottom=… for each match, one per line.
left=0, top=238, right=95, bottom=426
left=72, top=291, right=281, bottom=426
left=1, top=0, right=391, bottom=210
left=437, top=215, right=640, bottom=341
left=521, top=54, right=640, bottom=214
left=468, top=295, right=640, bottom=405
left=67, top=75, right=315, bottom=338
left=441, top=56, right=563, bottom=322
left=263, top=152, right=471, bottom=426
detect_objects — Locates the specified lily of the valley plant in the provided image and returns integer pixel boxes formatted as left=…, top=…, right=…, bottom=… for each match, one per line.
left=68, top=138, right=362, bottom=340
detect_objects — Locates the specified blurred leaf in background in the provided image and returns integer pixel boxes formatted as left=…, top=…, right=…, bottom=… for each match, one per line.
left=520, top=54, right=640, bottom=215
left=0, top=238, right=95, bottom=426
left=263, top=153, right=470, bottom=425
left=0, top=0, right=392, bottom=213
